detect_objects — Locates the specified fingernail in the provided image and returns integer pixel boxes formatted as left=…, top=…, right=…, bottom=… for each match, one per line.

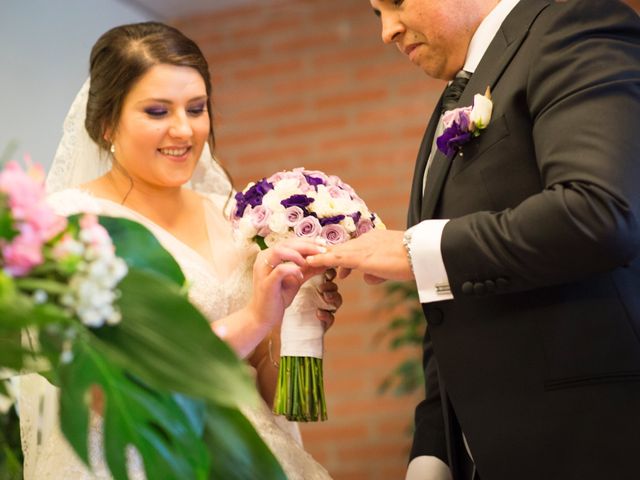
left=317, top=246, right=327, bottom=253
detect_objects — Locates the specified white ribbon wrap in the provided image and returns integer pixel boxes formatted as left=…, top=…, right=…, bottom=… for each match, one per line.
left=280, top=274, right=334, bottom=358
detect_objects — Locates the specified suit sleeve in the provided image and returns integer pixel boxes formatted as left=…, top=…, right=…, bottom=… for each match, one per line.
left=441, top=1, right=640, bottom=296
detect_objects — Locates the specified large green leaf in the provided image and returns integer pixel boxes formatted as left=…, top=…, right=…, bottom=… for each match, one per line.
left=59, top=340, right=210, bottom=480
left=98, top=216, right=185, bottom=285
left=203, top=404, right=287, bottom=480
left=93, top=269, right=258, bottom=409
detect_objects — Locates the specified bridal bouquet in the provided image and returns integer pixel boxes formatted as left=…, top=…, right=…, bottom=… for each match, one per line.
left=232, top=167, right=385, bottom=421
left=0, top=156, right=288, bottom=480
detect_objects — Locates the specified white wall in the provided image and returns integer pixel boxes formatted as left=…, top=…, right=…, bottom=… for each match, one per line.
left=0, top=0, right=155, bottom=168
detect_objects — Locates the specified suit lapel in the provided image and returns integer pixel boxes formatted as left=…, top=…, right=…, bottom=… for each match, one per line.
left=407, top=96, right=443, bottom=228
left=420, top=0, right=551, bottom=221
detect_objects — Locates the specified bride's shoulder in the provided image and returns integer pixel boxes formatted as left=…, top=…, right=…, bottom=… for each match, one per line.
left=46, top=188, right=103, bottom=216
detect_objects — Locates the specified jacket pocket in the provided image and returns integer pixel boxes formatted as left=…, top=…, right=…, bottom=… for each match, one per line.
left=450, top=115, right=510, bottom=179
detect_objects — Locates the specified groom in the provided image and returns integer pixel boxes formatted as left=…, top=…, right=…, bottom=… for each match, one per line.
left=308, top=0, right=640, bottom=479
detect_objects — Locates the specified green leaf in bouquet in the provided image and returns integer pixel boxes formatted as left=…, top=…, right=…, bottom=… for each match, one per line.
left=0, top=204, right=18, bottom=242
left=0, top=334, right=33, bottom=372
left=203, top=403, right=287, bottom=480
left=93, top=269, right=258, bottom=409
left=97, top=216, right=185, bottom=285
left=59, top=340, right=210, bottom=480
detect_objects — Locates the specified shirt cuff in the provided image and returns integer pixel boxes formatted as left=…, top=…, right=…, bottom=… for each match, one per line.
left=407, top=220, right=453, bottom=303
left=405, top=455, right=453, bottom=480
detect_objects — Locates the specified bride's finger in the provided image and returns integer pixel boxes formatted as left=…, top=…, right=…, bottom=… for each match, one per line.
left=316, top=309, right=335, bottom=331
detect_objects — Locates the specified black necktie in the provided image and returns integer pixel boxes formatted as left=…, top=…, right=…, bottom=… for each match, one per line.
left=441, top=70, right=472, bottom=113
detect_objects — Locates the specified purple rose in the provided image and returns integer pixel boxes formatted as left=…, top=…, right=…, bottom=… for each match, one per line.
left=294, top=216, right=322, bottom=238
left=437, top=106, right=474, bottom=157
left=285, top=206, right=305, bottom=226
left=321, top=224, right=348, bottom=245
left=437, top=125, right=473, bottom=157
left=356, top=218, right=374, bottom=237
left=319, top=214, right=345, bottom=227
left=350, top=211, right=362, bottom=225
left=281, top=194, right=315, bottom=209
left=234, top=178, right=274, bottom=217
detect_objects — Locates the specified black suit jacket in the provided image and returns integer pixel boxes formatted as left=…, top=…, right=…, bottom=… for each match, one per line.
left=408, top=1, right=640, bottom=479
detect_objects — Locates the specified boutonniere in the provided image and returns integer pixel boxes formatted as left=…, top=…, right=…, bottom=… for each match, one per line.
left=436, top=87, right=493, bottom=157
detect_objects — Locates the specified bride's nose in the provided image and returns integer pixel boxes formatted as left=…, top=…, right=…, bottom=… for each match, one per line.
left=168, top=112, right=193, bottom=139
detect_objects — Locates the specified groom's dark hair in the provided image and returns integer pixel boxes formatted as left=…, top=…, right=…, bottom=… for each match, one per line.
left=85, top=21, right=216, bottom=155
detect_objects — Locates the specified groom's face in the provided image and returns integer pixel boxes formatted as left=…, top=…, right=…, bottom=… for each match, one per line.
left=369, top=0, right=492, bottom=80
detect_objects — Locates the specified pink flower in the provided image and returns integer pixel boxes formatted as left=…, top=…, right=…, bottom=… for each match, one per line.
left=2, top=224, right=44, bottom=276
left=79, top=214, right=112, bottom=252
left=0, top=161, right=45, bottom=221
left=321, top=224, right=348, bottom=245
left=0, top=160, right=66, bottom=242
left=294, top=216, right=322, bottom=238
left=26, top=203, right=67, bottom=240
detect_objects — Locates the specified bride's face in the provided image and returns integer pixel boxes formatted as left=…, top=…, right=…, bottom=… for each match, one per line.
left=110, top=64, right=210, bottom=189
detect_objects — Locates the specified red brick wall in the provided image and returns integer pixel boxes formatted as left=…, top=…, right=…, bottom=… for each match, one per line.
left=173, top=1, right=640, bottom=478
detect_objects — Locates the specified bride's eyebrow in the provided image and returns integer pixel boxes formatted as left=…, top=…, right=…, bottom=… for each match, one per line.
left=137, top=95, right=208, bottom=104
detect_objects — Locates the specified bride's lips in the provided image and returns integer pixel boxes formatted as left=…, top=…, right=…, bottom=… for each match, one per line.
left=158, top=146, right=192, bottom=162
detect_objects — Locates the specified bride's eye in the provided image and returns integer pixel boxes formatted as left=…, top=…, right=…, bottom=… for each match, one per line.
left=188, top=103, right=207, bottom=116
left=145, top=107, right=168, bottom=118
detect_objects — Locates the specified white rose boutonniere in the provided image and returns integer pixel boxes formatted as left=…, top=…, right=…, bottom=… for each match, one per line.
left=437, top=87, right=494, bottom=157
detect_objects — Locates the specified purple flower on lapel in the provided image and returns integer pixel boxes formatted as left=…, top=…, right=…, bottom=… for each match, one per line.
left=436, top=87, right=493, bottom=157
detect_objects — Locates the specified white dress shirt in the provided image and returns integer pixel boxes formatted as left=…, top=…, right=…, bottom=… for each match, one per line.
left=408, top=0, right=521, bottom=305
left=406, top=1, right=520, bottom=479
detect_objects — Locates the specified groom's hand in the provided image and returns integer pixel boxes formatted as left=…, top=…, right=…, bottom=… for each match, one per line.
left=307, top=229, right=414, bottom=282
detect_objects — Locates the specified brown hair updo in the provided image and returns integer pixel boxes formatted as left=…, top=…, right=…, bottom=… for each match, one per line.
left=85, top=21, right=215, bottom=153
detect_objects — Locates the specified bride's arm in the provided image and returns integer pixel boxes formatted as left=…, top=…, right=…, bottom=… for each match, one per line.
left=248, top=329, right=281, bottom=408
left=210, top=239, right=328, bottom=359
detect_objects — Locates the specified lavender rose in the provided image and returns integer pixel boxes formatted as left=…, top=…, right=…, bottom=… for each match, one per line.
left=294, top=216, right=322, bottom=238
left=250, top=205, right=271, bottom=236
left=284, top=206, right=305, bottom=227
left=356, top=218, right=374, bottom=237
left=321, top=224, right=348, bottom=245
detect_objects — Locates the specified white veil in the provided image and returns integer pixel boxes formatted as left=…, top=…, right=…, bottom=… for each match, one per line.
left=46, top=78, right=233, bottom=197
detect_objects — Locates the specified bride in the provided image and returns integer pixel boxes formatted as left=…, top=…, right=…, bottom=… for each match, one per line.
left=18, top=21, right=339, bottom=479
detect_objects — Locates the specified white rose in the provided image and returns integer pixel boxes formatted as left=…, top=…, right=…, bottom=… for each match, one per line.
left=268, top=212, right=289, bottom=234
left=343, top=216, right=356, bottom=234
left=238, top=214, right=258, bottom=239
left=273, top=178, right=301, bottom=198
left=470, top=93, right=493, bottom=130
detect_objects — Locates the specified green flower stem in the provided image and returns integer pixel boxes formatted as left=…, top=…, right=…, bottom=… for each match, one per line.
left=13, top=278, right=68, bottom=295
left=273, top=356, right=327, bottom=422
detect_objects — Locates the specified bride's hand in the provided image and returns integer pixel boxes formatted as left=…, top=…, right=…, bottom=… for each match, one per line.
left=249, top=239, right=327, bottom=329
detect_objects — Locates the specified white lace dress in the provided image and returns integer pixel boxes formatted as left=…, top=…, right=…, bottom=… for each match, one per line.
left=18, top=188, right=332, bottom=480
